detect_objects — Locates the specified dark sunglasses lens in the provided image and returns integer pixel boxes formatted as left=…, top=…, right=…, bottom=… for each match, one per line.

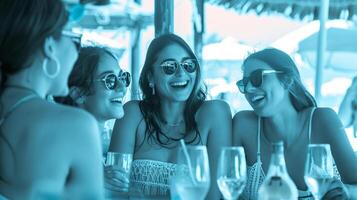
left=182, top=61, right=197, bottom=73
left=121, top=72, right=131, bottom=87
left=237, top=80, right=245, bottom=93
left=105, top=74, right=117, bottom=90
left=162, top=62, right=177, bottom=75
left=250, top=70, right=263, bottom=87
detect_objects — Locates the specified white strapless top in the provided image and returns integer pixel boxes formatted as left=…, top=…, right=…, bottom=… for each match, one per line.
left=129, top=159, right=177, bottom=198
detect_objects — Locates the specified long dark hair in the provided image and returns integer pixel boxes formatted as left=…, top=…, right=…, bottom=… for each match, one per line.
left=0, top=0, right=68, bottom=181
left=139, top=34, right=207, bottom=147
left=243, top=48, right=317, bottom=111
left=0, top=0, right=68, bottom=84
left=55, top=46, right=119, bottom=106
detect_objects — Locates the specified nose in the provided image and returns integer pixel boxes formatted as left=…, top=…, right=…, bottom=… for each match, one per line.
left=115, top=79, right=127, bottom=93
left=175, top=63, right=186, bottom=76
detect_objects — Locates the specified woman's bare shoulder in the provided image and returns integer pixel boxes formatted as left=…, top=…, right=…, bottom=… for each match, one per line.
left=46, top=102, right=97, bottom=128
left=27, top=102, right=99, bottom=142
left=8, top=102, right=100, bottom=173
left=233, top=110, right=256, bottom=126
left=117, top=100, right=144, bottom=125
left=311, top=107, right=344, bottom=139
left=233, top=110, right=257, bottom=142
left=198, top=100, right=231, bottom=115
left=123, top=100, right=142, bottom=114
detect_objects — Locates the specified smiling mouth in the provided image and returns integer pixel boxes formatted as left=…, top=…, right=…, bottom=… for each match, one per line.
left=251, top=95, right=265, bottom=104
left=170, top=80, right=189, bottom=88
left=110, top=97, right=123, bottom=104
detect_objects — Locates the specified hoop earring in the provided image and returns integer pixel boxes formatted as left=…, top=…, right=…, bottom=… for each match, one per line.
left=149, top=83, right=155, bottom=95
left=42, top=57, right=60, bottom=79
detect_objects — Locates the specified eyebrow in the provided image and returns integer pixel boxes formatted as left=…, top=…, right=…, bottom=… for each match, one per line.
left=98, top=70, right=123, bottom=77
left=160, top=57, right=194, bottom=63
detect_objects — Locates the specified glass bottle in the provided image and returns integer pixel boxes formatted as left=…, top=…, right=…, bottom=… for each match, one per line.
left=258, top=141, right=298, bottom=200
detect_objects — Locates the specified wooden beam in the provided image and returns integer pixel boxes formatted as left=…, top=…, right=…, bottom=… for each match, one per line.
left=155, top=0, right=174, bottom=37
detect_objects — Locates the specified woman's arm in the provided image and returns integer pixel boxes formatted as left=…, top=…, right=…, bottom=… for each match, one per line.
left=109, top=100, right=142, bottom=154
left=105, top=100, right=143, bottom=196
left=198, top=100, right=232, bottom=200
left=233, top=110, right=254, bottom=147
left=313, top=108, right=357, bottom=199
left=338, top=77, right=357, bottom=127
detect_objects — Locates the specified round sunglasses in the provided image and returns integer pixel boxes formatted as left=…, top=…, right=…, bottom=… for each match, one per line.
left=96, top=71, right=131, bottom=90
left=236, top=69, right=283, bottom=94
left=159, top=59, right=197, bottom=75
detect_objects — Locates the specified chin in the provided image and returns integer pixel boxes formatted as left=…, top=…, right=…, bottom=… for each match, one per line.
left=253, top=108, right=275, bottom=117
left=172, top=93, right=191, bottom=102
left=112, top=108, right=125, bottom=119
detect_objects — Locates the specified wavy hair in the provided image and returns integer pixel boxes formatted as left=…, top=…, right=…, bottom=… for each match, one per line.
left=242, top=48, right=317, bottom=111
left=55, top=46, right=119, bottom=106
left=139, top=34, right=207, bottom=147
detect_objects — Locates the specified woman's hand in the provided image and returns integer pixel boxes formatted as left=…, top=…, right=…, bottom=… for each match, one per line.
left=322, top=178, right=350, bottom=200
left=104, top=165, right=130, bottom=192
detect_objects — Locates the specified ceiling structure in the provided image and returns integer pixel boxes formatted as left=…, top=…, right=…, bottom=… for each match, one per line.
left=207, top=0, right=357, bottom=21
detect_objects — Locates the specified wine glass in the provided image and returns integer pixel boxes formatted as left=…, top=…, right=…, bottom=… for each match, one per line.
left=304, top=144, right=334, bottom=199
left=217, top=146, right=247, bottom=200
left=170, top=145, right=210, bottom=200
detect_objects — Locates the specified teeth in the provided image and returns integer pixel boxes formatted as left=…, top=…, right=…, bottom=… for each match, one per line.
left=111, top=98, right=123, bottom=103
left=170, top=81, right=188, bottom=86
left=252, top=95, right=264, bottom=102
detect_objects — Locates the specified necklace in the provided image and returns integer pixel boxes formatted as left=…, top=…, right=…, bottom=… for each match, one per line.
left=161, top=119, right=184, bottom=127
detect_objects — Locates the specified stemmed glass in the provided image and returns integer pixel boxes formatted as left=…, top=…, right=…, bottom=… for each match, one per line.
left=217, top=146, right=247, bottom=200
left=170, top=145, right=210, bottom=200
left=304, top=144, right=334, bottom=200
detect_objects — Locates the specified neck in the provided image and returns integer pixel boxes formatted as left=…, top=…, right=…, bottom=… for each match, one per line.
left=160, top=100, right=185, bottom=125
left=5, top=71, right=47, bottom=99
left=263, top=105, right=301, bottom=147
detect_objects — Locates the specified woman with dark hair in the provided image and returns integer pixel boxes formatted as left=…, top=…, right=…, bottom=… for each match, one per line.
left=106, top=33, right=232, bottom=199
left=0, top=0, right=104, bottom=199
left=233, top=48, right=357, bottom=199
left=56, top=46, right=130, bottom=159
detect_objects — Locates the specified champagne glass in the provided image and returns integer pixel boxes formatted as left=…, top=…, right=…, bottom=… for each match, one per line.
left=304, top=144, right=334, bottom=199
left=217, top=146, right=247, bottom=200
left=170, top=145, right=210, bottom=200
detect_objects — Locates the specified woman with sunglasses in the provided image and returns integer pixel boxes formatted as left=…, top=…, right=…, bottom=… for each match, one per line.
left=0, top=0, right=104, bottom=199
left=234, top=48, right=357, bottom=199
left=106, top=33, right=231, bottom=199
left=55, top=46, right=130, bottom=159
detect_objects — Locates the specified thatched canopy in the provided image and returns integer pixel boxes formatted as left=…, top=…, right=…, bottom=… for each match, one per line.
left=65, top=1, right=153, bottom=29
left=207, top=0, right=357, bottom=20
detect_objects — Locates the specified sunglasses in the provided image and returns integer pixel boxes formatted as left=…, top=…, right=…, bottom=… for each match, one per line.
left=236, top=69, right=283, bottom=94
left=96, top=71, right=131, bottom=90
left=61, top=30, right=82, bottom=51
left=160, top=59, right=197, bottom=75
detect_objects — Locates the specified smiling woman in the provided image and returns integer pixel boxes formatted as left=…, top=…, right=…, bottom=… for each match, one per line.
left=55, top=46, right=130, bottom=158
left=233, top=48, right=357, bottom=200
left=105, top=34, right=232, bottom=200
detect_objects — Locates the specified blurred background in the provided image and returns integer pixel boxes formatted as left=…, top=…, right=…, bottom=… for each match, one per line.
left=64, top=0, right=357, bottom=149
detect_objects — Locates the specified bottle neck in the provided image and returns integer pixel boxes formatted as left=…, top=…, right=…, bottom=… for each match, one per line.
left=267, top=144, right=288, bottom=176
